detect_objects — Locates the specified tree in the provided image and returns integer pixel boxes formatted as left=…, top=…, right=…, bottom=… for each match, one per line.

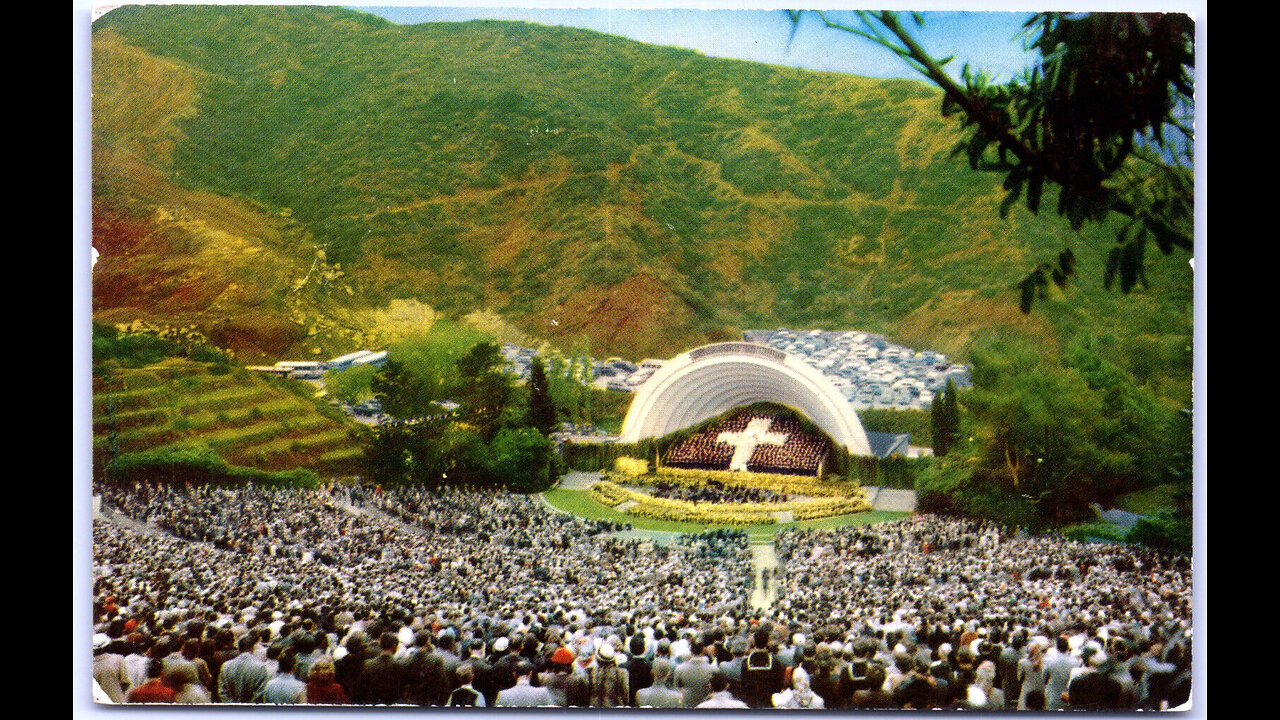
left=453, top=341, right=512, bottom=441
left=490, top=426, right=555, bottom=493
left=1127, top=509, right=1192, bottom=555
left=324, top=363, right=378, bottom=405
left=526, top=356, right=558, bottom=436
left=959, top=333, right=1189, bottom=526
left=371, top=359, right=438, bottom=422
left=930, top=378, right=960, bottom=456
left=792, top=11, right=1194, bottom=310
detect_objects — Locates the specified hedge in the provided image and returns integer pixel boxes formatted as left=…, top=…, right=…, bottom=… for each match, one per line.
left=104, top=442, right=320, bottom=489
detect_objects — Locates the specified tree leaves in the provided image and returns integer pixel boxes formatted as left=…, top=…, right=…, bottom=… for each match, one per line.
left=1018, top=247, right=1077, bottom=313
left=796, top=10, right=1194, bottom=313
left=1105, top=226, right=1150, bottom=293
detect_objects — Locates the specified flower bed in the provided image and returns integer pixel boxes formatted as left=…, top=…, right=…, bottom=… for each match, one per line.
left=588, top=479, right=870, bottom=526
left=613, top=466, right=859, bottom=499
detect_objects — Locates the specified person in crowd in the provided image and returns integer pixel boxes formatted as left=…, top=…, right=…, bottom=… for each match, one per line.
left=358, top=631, right=406, bottom=705
left=741, top=626, right=785, bottom=708
left=673, top=635, right=717, bottom=708
left=217, top=633, right=270, bottom=703
left=636, top=658, right=685, bottom=708
left=588, top=642, right=630, bottom=708
left=626, top=633, right=653, bottom=705
left=402, top=630, right=447, bottom=706
left=92, top=634, right=132, bottom=703
left=170, top=662, right=212, bottom=704
left=773, top=671, right=825, bottom=709
left=495, top=661, right=556, bottom=707
left=446, top=663, right=485, bottom=707
left=255, top=648, right=306, bottom=704
left=697, top=672, right=749, bottom=708
left=126, top=659, right=175, bottom=704
left=305, top=658, right=349, bottom=704
left=537, top=646, right=578, bottom=707
left=1043, top=635, right=1080, bottom=710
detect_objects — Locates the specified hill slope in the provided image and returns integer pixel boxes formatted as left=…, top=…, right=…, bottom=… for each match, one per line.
left=89, top=6, right=1192, bottom=405
left=92, top=359, right=367, bottom=477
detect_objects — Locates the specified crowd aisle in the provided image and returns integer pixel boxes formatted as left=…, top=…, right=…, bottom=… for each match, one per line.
left=92, top=482, right=1192, bottom=710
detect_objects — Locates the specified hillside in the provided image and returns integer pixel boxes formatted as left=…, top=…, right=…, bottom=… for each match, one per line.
left=89, top=6, right=1193, bottom=407
left=92, top=358, right=367, bottom=478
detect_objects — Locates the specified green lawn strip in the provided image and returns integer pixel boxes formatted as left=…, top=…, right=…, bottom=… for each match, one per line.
left=315, top=446, right=365, bottom=464
left=250, top=427, right=354, bottom=455
left=542, top=488, right=906, bottom=539
left=1115, top=483, right=1181, bottom=515
left=93, top=430, right=176, bottom=453
left=93, top=406, right=171, bottom=432
left=198, top=414, right=336, bottom=449
left=93, top=386, right=172, bottom=413
left=174, top=400, right=307, bottom=431
left=176, top=383, right=275, bottom=407
left=1059, top=521, right=1130, bottom=544
left=98, top=371, right=167, bottom=393
left=113, top=421, right=182, bottom=445
left=170, top=389, right=284, bottom=415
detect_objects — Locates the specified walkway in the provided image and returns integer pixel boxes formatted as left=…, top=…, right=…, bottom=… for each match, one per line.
left=862, top=486, right=918, bottom=512
left=556, top=470, right=603, bottom=490
left=749, top=541, right=780, bottom=610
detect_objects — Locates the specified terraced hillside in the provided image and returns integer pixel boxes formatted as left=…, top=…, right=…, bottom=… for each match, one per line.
left=91, top=359, right=367, bottom=478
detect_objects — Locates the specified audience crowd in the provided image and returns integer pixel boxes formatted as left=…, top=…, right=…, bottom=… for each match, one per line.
left=92, top=482, right=1192, bottom=710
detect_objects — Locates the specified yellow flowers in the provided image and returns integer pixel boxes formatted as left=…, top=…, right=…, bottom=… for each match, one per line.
left=630, top=467, right=857, bottom=499
left=589, top=479, right=870, bottom=525
left=613, top=456, right=650, bottom=476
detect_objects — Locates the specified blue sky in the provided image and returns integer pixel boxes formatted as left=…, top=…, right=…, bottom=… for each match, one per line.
left=355, top=5, right=1041, bottom=83
left=343, top=1, right=1202, bottom=84
left=87, top=2, right=1203, bottom=85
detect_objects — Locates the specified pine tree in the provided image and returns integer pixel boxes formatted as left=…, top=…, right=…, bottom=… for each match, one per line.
left=931, top=379, right=960, bottom=457
left=943, top=378, right=961, bottom=449
left=526, top=356, right=558, bottom=436
left=931, top=389, right=948, bottom=457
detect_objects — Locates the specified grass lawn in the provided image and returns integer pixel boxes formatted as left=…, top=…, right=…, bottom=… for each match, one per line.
left=1115, top=483, right=1184, bottom=515
left=541, top=488, right=907, bottom=541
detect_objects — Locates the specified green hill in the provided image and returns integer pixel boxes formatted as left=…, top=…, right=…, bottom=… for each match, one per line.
left=92, top=358, right=367, bottom=478
left=89, top=5, right=1192, bottom=408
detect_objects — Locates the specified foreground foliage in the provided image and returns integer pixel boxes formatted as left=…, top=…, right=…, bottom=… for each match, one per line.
left=798, top=11, right=1194, bottom=311
left=915, top=331, right=1191, bottom=537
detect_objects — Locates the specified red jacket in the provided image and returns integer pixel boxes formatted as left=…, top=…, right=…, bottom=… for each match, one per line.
left=306, top=680, right=349, bottom=705
left=127, top=679, right=176, bottom=704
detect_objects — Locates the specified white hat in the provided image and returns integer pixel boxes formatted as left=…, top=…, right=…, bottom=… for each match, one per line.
left=596, top=643, right=617, bottom=663
left=493, top=636, right=510, bottom=653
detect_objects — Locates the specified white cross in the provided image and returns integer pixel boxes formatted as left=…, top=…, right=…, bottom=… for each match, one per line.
left=717, top=418, right=789, bottom=472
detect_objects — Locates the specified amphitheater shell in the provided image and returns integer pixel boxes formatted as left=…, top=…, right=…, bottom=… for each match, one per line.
left=618, top=342, right=874, bottom=456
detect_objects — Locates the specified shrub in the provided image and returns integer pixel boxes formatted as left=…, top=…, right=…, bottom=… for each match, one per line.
left=614, top=456, right=649, bottom=476
left=105, top=442, right=319, bottom=489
